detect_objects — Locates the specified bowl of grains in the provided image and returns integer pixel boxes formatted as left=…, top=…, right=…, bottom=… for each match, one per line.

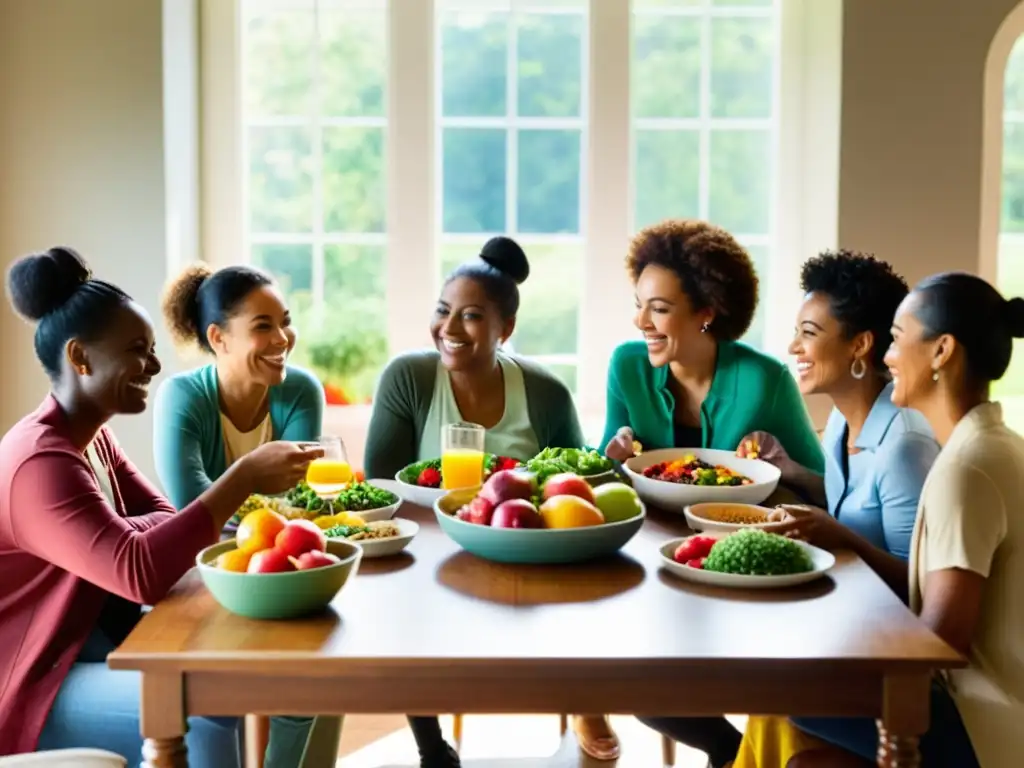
left=683, top=502, right=787, bottom=534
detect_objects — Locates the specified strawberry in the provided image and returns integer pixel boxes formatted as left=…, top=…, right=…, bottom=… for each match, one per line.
left=686, top=558, right=706, bottom=569
left=417, top=467, right=442, bottom=488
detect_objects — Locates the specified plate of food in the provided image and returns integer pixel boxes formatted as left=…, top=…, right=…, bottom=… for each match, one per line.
left=233, top=480, right=402, bottom=527
left=683, top=502, right=787, bottom=534
left=659, top=529, right=835, bottom=589
left=394, top=454, right=522, bottom=506
left=323, top=517, right=418, bottom=559
left=623, top=448, right=781, bottom=509
left=520, top=446, right=616, bottom=487
left=434, top=468, right=646, bottom=564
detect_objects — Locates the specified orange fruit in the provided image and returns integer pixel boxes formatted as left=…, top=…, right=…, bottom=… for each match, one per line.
left=539, top=495, right=605, bottom=529
left=236, top=508, right=287, bottom=553
left=216, top=548, right=253, bottom=572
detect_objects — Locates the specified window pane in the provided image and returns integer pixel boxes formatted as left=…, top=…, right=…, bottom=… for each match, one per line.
left=710, top=17, right=774, bottom=119
left=517, top=130, right=580, bottom=234
left=320, top=10, right=386, bottom=117
left=517, top=13, right=583, bottom=118
left=294, top=244, right=388, bottom=404
left=513, top=244, right=581, bottom=354
left=632, top=15, right=700, bottom=119
left=443, top=128, right=507, bottom=233
left=441, top=12, right=507, bottom=117
left=742, top=244, right=768, bottom=348
left=1003, top=123, right=1024, bottom=233
left=248, top=126, right=313, bottom=233
left=634, top=130, right=699, bottom=229
left=708, top=129, right=771, bottom=234
left=245, top=12, right=313, bottom=117
left=323, top=127, right=385, bottom=233
left=252, top=244, right=313, bottom=301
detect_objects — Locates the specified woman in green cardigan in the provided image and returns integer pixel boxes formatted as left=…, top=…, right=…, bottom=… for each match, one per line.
left=151, top=263, right=339, bottom=768
left=584, top=220, right=826, bottom=762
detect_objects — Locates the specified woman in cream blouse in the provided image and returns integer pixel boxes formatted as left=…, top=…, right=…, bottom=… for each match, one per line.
left=778, top=271, right=1024, bottom=767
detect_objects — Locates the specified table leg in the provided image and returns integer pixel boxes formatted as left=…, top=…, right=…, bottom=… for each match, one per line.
left=875, top=673, right=930, bottom=768
left=140, top=671, right=189, bottom=768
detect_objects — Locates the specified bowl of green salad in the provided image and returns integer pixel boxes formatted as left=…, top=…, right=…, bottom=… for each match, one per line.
left=284, top=480, right=402, bottom=522
left=520, top=447, right=616, bottom=487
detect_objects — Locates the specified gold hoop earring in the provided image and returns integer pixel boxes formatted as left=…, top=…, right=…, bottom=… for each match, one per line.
left=850, top=358, right=867, bottom=380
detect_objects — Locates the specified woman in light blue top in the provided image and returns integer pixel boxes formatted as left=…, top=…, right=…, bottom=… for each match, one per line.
left=152, top=263, right=338, bottom=768
left=639, top=250, right=940, bottom=768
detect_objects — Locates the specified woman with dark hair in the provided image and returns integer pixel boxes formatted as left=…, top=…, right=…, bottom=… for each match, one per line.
left=365, top=235, right=583, bottom=477
left=771, top=272, right=1024, bottom=767
left=586, top=220, right=825, bottom=763
left=364, top=236, right=584, bottom=768
left=153, top=263, right=338, bottom=767
left=0, top=247, right=321, bottom=764
left=641, top=251, right=942, bottom=768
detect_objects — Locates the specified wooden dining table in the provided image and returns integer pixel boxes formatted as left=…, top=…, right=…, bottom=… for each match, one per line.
left=108, top=499, right=963, bottom=768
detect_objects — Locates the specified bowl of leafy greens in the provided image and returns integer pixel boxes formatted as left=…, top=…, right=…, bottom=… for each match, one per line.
left=394, top=454, right=522, bottom=507
left=285, top=480, right=401, bottom=523
left=522, top=447, right=616, bottom=487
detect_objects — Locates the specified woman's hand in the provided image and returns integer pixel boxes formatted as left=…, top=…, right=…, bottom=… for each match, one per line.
left=242, top=441, right=325, bottom=495
left=737, top=431, right=789, bottom=466
left=604, top=427, right=636, bottom=462
left=770, top=504, right=851, bottom=551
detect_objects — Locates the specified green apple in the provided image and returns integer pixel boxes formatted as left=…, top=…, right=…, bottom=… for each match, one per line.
left=592, top=482, right=642, bottom=523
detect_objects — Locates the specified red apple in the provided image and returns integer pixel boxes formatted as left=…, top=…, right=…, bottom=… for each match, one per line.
left=289, top=550, right=342, bottom=570
left=479, top=469, right=535, bottom=506
left=456, top=495, right=495, bottom=526
left=491, top=498, right=543, bottom=529
left=274, top=519, right=327, bottom=558
left=542, top=472, right=596, bottom=504
left=247, top=547, right=295, bottom=574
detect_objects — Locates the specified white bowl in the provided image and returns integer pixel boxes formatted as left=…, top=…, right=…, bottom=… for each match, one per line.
left=622, top=448, right=781, bottom=512
left=348, top=517, right=419, bottom=559
left=683, top=502, right=787, bottom=534
left=659, top=536, right=835, bottom=589
left=393, top=473, right=447, bottom=507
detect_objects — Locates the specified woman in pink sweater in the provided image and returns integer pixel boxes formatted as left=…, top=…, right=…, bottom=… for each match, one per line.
left=0, top=247, right=322, bottom=765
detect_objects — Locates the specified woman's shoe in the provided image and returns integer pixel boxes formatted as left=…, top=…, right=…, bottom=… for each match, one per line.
left=573, top=715, right=621, bottom=761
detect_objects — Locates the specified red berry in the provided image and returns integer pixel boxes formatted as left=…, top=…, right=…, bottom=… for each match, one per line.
left=686, top=558, right=705, bottom=569
left=417, top=467, right=442, bottom=488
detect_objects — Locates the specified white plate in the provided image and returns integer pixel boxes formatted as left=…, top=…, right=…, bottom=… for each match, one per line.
left=392, top=473, right=447, bottom=507
left=343, top=517, right=419, bottom=559
left=623, top=448, right=781, bottom=511
left=658, top=536, right=835, bottom=589
left=326, top=480, right=403, bottom=522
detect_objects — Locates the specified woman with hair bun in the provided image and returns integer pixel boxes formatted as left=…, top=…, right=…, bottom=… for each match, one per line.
left=153, top=263, right=339, bottom=767
left=365, top=235, right=584, bottom=478
left=0, top=247, right=322, bottom=763
left=756, top=272, right=1024, bottom=767
left=364, top=236, right=585, bottom=768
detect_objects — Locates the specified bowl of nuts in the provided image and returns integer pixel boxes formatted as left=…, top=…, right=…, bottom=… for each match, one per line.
left=683, top=502, right=787, bottom=534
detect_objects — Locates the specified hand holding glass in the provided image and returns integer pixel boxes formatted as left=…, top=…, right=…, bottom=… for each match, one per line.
left=305, top=436, right=353, bottom=499
left=441, top=422, right=486, bottom=490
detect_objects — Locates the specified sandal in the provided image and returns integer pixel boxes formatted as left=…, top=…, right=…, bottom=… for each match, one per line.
left=573, top=715, right=621, bottom=761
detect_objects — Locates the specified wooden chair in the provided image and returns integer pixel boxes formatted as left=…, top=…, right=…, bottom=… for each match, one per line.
left=244, top=714, right=270, bottom=768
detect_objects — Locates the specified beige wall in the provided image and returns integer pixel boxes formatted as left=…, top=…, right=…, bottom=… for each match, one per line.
left=0, top=0, right=174, bottom=476
left=1, top=0, right=1023, bottom=477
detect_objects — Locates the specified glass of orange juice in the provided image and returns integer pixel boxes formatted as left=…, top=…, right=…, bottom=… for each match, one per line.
left=305, top=435, right=353, bottom=500
left=441, top=422, right=486, bottom=490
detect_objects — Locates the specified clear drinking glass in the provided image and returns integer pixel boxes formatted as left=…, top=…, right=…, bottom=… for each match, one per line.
left=304, top=435, right=352, bottom=500
left=441, top=422, right=486, bottom=490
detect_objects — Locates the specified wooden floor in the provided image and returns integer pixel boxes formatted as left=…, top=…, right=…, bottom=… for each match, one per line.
left=337, top=714, right=740, bottom=767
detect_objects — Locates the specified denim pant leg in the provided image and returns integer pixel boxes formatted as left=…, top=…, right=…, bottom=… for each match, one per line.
left=37, top=662, right=240, bottom=768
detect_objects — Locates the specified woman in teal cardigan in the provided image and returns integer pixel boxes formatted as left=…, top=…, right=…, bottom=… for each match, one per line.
left=151, top=263, right=338, bottom=768
left=581, top=220, right=825, bottom=763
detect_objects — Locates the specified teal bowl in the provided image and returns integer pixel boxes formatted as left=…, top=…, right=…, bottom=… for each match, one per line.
left=434, top=488, right=646, bottom=564
left=196, top=539, right=361, bottom=619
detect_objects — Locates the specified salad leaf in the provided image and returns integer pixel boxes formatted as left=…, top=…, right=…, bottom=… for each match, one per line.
left=525, top=447, right=613, bottom=480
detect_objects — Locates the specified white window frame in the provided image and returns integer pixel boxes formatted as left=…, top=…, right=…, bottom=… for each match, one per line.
left=197, top=0, right=842, bottom=432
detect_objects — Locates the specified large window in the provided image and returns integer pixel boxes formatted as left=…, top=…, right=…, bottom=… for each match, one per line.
left=204, top=0, right=825, bottom=420
left=998, top=35, right=1024, bottom=431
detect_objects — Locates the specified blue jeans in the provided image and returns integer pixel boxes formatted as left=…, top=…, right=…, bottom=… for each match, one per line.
left=791, top=680, right=980, bottom=768
left=37, top=628, right=314, bottom=768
